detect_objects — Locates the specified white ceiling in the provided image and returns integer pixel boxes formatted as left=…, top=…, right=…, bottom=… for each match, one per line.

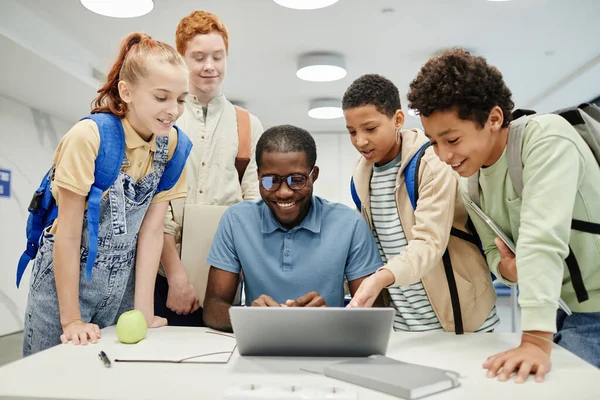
left=1, top=0, right=600, bottom=131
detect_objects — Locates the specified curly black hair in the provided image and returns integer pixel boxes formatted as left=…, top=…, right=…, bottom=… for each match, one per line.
left=256, top=124, right=317, bottom=170
left=342, top=74, right=401, bottom=118
left=407, top=48, right=514, bottom=128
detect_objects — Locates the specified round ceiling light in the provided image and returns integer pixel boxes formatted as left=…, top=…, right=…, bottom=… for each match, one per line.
left=308, top=99, right=343, bottom=120
left=273, top=0, right=339, bottom=10
left=80, top=0, right=154, bottom=18
left=297, top=53, right=347, bottom=82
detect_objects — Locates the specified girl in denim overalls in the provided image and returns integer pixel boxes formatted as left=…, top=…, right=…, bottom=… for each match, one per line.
left=23, top=33, right=189, bottom=356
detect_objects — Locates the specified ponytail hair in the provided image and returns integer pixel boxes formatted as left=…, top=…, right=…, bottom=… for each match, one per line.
left=92, top=32, right=187, bottom=117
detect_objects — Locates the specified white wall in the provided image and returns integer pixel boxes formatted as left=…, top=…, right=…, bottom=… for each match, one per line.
left=0, top=93, right=72, bottom=336
left=311, top=132, right=360, bottom=209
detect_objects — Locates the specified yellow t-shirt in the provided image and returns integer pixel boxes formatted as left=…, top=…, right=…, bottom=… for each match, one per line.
left=49, top=117, right=187, bottom=233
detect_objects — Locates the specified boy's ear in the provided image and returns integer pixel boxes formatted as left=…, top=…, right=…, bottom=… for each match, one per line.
left=488, top=106, right=504, bottom=131
left=394, top=109, right=405, bottom=129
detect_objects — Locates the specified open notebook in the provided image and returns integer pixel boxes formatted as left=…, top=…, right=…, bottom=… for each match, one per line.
left=304, top=355, right=460, bottom=400
left=113, top=331, right=237, bottom=364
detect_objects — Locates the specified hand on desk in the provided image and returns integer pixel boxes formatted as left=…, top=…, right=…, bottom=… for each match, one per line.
left=149, top=315, right=168, bottom=328
left=483, top=330, right=552, bottom=383
left=284, top=291, right=326, bottom=307
left=166, top=275, right=200, bottom=315
left=495, top=237, right=518, bottom=282
left=60, top=320, right=101, bottom=346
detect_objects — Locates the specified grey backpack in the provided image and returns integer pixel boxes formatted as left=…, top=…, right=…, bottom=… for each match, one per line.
left=468, top=103, right=600, bottom=304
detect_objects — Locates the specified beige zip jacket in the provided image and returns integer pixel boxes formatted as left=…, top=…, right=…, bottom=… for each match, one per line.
left=352, top=129, right=496, bottom=332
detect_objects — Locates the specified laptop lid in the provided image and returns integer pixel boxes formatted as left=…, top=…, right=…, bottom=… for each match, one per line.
left=229, top=307, right=394, bottom=357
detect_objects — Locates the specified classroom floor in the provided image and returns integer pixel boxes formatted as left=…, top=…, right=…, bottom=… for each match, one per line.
left=0, top=296, right=519, bottom=368
left=0, top=331, right=23, bottom=367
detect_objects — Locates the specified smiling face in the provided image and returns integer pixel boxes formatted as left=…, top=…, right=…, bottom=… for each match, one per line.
left=183, top=32, right=227, bottom=99
left=421, top=107, right=507, bottom=177
left=258, top=151, right=319, bottom=230
left=344, top=104, right=404, bottom=166
left=119, top=57, right=188, bottom=138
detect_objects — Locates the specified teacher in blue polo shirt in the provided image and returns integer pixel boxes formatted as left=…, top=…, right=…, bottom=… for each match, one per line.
left=203, top=124, right=383, bottom=332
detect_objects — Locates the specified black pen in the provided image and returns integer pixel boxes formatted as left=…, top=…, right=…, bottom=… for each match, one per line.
left=98, top=350, right=112, bottom=368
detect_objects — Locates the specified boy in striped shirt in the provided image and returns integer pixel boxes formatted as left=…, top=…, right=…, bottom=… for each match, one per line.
left=344, top=74, right=499, bottom=333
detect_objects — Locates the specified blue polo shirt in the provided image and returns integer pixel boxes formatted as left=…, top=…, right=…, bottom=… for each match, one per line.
left=207, top=196, right=382, bottom=307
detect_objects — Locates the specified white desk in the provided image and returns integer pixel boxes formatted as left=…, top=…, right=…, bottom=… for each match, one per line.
left=0, top=327, right=598, bottom=399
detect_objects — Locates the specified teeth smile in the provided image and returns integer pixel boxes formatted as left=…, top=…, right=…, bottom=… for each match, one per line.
left=160, top=119, right=172, bottom=124
left=451, top=161, right=463, bottom=167
left=277, top=202, right=295, bottom=209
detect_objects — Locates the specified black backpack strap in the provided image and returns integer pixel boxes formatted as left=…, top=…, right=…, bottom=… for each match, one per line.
left=566, top=219, right=599, bottom=303
left=442, top=249, right=464, bottom=334
left=443, top=216, right=486, bottom=333
left=565, top=246, right=590, bottom=303
left=450, top=227, right=480, bottom=247
left=512, top=109, right=537, bottom=119
left=572, top=219, right=600, bottom=234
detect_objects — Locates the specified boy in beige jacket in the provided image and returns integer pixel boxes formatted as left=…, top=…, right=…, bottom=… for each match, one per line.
left=344, top=74, right=498, bottom=333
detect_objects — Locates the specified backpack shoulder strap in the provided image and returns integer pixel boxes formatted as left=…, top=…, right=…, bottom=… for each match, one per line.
left=506, top=114, right=535, bottom=199
left=579, top=102, right=600, bottom=125
left=79, top=113, right=125, bottom=281
left=234, top=105, right=251, bottom=184
left=404, top=142, right=431, bottom=210
left=156, top=126, right=193, bottom=193
left=566, top=103, right=600, bottom=163
left=350, top=177, right=362, bottom=211
left=82, top=113, right=125, bottom=190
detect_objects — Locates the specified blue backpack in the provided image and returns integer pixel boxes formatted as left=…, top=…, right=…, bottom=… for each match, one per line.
left=350, top=142, right=481, bottom=334
left=16, top=113, right=193, bottom=288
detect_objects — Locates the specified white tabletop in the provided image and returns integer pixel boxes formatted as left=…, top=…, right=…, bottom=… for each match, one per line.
left=0, top=326, right=598, bottom=399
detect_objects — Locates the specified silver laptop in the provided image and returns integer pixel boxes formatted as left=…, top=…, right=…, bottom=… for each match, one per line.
left=229, top=307, right=394, bottom=357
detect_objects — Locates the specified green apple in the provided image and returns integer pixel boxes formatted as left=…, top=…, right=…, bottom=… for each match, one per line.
left=116, top=310, right=148, bottom=344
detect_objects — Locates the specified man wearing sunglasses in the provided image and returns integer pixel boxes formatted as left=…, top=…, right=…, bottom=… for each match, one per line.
left=203, top=125, right=383, bottom=332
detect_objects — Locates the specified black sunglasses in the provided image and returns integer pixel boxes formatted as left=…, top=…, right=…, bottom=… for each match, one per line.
left=259, top=169, right=314, bottom=191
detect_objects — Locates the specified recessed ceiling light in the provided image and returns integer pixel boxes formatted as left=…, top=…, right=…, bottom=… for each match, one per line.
left=273, top=0, right=339, bottom=10
left=297, top=53, right=347, bottom=82
left=308, top=99, right=343, bottom=120
left=80, top=0, right=154, bottom=18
